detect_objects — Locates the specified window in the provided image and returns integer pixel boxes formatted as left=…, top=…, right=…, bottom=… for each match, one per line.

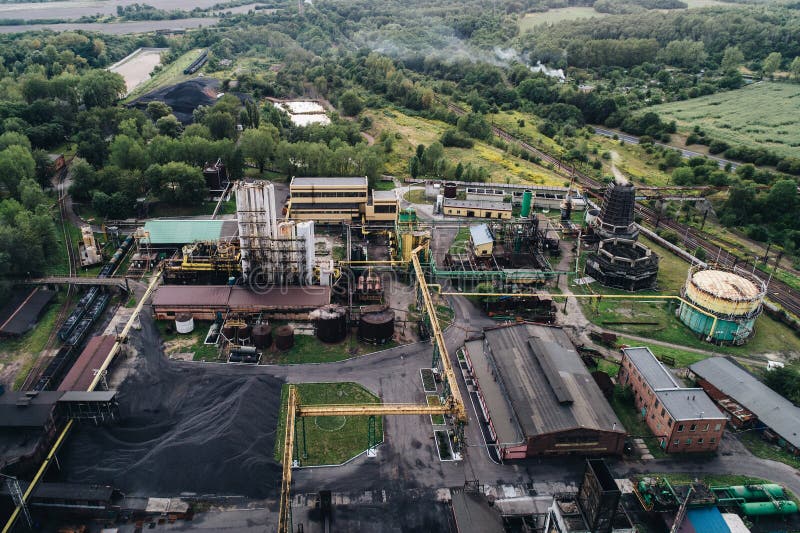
left=677, top=424, right=684, bottom=432
left=703, top=424, right=709, bottom=432
left=660, top=408, right=666, bottom=417
left=687, top=438, right=692, bottom=445
left=674, top=439, right=680, bottom=446
left=714, top=424, right=721, bottom=431
left=651, top=413, right=655, bottom=420
left=690, top=424, right=697, bottom=431
left=698, top=438, right=704, bottom=444
left=668, top=418, right=673, bottom=427
left=710, top=437, right=716, bottom=443
left=654, top=400, right=660, bottom=409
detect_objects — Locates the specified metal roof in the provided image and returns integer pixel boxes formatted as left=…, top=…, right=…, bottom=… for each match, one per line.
left=0, top=391, right=62, bottom=428
left=690, top=357, right=800, bottom=449
left=59, top=391, right=117, bottom=402
left=291, top=176, right=367, bottom=187
left=444, top=199, right=511, bottom=211
left=656, top=389, right=726, bottom=422
left=450, top=490, right=504, bottom=533
left=690, top=269, right=763, bottom=300
left=483, top=324, right=624, bottom=438
left=623, top=347, right=680, bottom=390
left=469, top=224, right=493, bottom=247
left=59, top=334, right=117, bottom=392
left=152, top=285, right=330, bottom=310
left=141, top=219, right=237, bottom=245
left=372, top=190, right=397, bottom=201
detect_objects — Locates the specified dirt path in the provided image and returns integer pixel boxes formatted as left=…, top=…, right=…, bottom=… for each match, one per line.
left=361, top=131, right=375, bottom=146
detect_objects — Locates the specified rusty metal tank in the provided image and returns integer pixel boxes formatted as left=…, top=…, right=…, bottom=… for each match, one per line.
left=443, top=182, right=457, bottom=199
left=275, top=325, right=294, bottom=350
left=358, top=305, right=395, bottom=345
left=252, top=324, right=273, bottom=348
left=310, top=305, right=347, bottom=344
left=236, top=324, right=252, bottom=343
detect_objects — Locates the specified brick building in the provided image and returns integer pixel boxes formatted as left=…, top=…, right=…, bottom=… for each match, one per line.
left=619, top=347, right=726, bottom=453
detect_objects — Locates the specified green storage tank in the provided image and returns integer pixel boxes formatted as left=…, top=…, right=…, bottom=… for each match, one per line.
left=521, top=190, right=533, bottom=218
left=728, top=484, right=785, bottom=500
left=741, top=500, right=798, bottom=516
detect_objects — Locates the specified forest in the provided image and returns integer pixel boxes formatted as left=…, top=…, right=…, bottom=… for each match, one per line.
left=1, top=0, right=800, bottom=276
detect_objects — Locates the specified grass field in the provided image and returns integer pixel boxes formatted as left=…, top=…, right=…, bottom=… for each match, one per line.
left=125, top=48, right=206, bottom=101
left=609, top=386, right=668, bottom=458
left=518, top=7, right=608, bottom=31
left=738, top=431, right=800, bottom=470
left=274, top=382, right=384, bottom=466
left=266, top=334, right=396, bottom=365
left=156, top=320, right=219, bottom=362
left=616, top=336, right=709, bottom=368
left=648, top=82, right=800, bottom=159
left=427, top=395, right=445, bottom=425
left=367, top=108, right=566, bottom=185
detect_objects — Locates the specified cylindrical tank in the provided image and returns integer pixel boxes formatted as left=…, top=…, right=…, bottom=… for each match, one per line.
left=229, top=354, right=242, bottom=363
left=221, top=323, right=235, bottom=340
left=728, top=484, right=786, bottom=500
left=521, top=190, right=533, bottom=218
left=236, top=324, right=252, bottom=343
left=275, top=325, right=294, bottom=350
left=175, top=313, right=194, bottom=334
left=252, top=324, right=273, bottom=348
left=740, top=501, right=798, bottom=516
left=443, top=182, right=457, bottom=199
left=312, top=305, right=347, bottom=343
left=585, top=208, right=600, bottom=227
left=358, top=306, right=395, bottom=345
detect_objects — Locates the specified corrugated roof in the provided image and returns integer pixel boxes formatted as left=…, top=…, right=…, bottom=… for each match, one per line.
left=152, top=285, right=331, bottom=310
left=444, top=199, right=511, bottom=211
left=623, top=347, right=680, bottom=390
left=0, top=391, right=62, bottom=428
left=451, top=490, right=504, bottom=533
left=656, top=389, right=726, bottom=422
left=691, top=270, right=763, bottom=300
left=291, top=176, right=367, bottom=187
left=691, top=357, right=800, bottom=449
left=152, top=285, right=232, bottom=307
left=483, top=324, right=624, bottom=438
left=469, top=224, right=493, bottom=247
left=141, top=219, right=237, bottom=245
left=59, top=335, right=117, bottom=392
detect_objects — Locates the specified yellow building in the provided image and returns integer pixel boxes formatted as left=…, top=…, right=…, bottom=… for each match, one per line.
left=288, top=176, right=397, bottom=223
left=469, top=224, right=494, bottom=256
left=443, top=199, right=512, bottom=220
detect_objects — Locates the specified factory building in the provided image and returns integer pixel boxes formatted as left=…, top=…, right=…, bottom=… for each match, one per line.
left=464, top=324, right=626, bottom=459
left=443, top=199, right=512, bottom=220
left=619, top=347, right=726, bottom=453
left=425, top=180, right=587, bottom=211
left=585, top=238, right=659, bottom=291
left=138, top=219, right=238, bottom=250
left=679, top=266, right=766, bottom=345
left=690, top=357, right=800, bottom=456
left=287, top=176, right=398, bottom=223
left=469, top=224, right=494, bottom=256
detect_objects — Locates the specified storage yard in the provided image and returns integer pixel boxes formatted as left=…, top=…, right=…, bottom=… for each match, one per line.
left=1, top=175, right=799, bottom=533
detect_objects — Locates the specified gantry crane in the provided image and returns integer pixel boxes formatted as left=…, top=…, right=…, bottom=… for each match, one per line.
left=277, top=243, right=467, bottom=533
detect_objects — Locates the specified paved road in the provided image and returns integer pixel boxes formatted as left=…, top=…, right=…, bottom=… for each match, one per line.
left=593, top=126, right=739, bottom=170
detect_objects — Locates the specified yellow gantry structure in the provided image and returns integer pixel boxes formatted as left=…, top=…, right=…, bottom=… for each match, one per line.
left=277, top=243, right=465, bottom=533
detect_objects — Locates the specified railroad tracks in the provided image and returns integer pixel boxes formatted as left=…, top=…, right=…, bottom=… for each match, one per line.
left=444, top=101, right=800, bottom=317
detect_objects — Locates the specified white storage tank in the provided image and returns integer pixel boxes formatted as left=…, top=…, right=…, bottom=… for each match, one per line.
left=175, top=313, right=195, bottom=334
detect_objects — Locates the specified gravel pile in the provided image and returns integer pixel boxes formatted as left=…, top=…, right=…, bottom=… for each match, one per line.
left=130, top=77, right=220, bottom=124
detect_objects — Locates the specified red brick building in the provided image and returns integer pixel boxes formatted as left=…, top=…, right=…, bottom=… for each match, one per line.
left=619, top=347, right=726, bottom=453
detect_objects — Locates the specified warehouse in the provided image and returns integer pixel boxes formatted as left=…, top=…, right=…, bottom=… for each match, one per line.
left=465, top=323, right=626, bottom=459
left=619, top=347, right=726, bottom=453
left=689, top=357, right=800, bottom=456
left=151, top=285, right=331, bottom=320
left=138, top=219, right=238, bottom=249
left=443, top=199, right=512, bottom=220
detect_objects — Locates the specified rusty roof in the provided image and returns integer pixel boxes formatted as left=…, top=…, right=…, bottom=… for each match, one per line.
left=59, top=334, right=117, bottom=392
left=691, top=270, right=763, bottom=300
left=152, top=285, right=330, bottom=310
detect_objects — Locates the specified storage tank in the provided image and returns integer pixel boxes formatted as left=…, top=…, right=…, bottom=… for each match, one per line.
left=358, top=306, right=395, bottom=345
left=679, top=266, right=766, bottom=345
left=236, top=324, right=251, bottom=343
left=252, top=324, right=273, bottom=348
left=741, top=501, right=798, bottom=516
left=443, top=182, right=457, bottom=199
left=175, top=313, right=194, bottom=334
left=221, top=323, right=235, bottom=340
left=311, top=305, right=347, bottom=343
left=521, top=190, right=533, bottom=218
left=728, top=484, right=786, bottom=500
left=275, top=325, right=294, bottom=350
left=585, top=208, right=600, bottom=227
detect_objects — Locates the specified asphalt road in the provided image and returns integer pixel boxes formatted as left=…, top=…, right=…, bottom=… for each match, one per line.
left=593, top=126, right=739, bottom=170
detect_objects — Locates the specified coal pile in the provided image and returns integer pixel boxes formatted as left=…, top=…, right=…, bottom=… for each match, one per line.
left=61, top=348, right=284, bottom=497
left=130, top=77, right=220, bottom=124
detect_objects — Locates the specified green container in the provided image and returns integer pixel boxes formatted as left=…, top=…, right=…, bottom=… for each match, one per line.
left=678, top=302, right=756, bottom=342
left=521, top=190, right=533, bottom=218
left=741, top=500, right=798, bottom=516
left=728, top=484, right=785, bottom=500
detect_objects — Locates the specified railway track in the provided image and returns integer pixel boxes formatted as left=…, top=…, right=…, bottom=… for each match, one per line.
left=20, top=159, right=78, bottom=391
left=444, top=101, right=800, bottom=317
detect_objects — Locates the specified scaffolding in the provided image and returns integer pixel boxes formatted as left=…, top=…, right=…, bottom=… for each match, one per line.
left=593, top=180, right=639, bottom=240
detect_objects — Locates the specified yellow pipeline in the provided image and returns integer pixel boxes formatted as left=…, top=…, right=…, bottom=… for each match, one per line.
left=278, top=386, right=298, bottom=533
left=298, top=403, right=450, bottom=417
left=436, top=291, right=720, bottom=340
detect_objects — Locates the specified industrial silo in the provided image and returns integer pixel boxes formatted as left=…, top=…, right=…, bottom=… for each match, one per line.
left=275, top=325, right=295, bottom=350
left=521, top=190, right=533, bottom=218
left=175, top=313, right=194, bottom=334
left=443, top=182, right=457, bottom=199
left=311, top=305, right=347, bottom=343
left=252, top=324, right=273, bottom=348
left=679, top=266, right=766, bottom=345
left=358, top=305, right=395, bottom=345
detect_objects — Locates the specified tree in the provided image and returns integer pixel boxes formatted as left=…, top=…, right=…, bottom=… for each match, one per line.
left=78, top=70, right=126, bottom=108
left=156, top=115, right=182, bottom=138
left=204, top=111, right=236, bottom=140
left=0, top=131, right=32, bottom=151
left=18, top=177, right=47, bottom=210
left=763, top=52, right=782, bottom=79
left=408, top=156, right=420, bottom=178
left=657, top=40, right=707, bottom=71
left=146, top=162, right=206, bottom=205
left=766, top=179, right=797, bottom=214
left=672, top=167, right=695, bottom=185
left=720, top=46, right=744, bottom=72
left=69, top=159, right=98, bottom=202
left=109, top=135, right=147, bottom=170
left=339, top=90, right=364, bottom=116
left=146, top=101, right=172, bottom=121
left=791, top=57, right=800, bottom=81
left=240, top=126, right=278, bottom=173
left=456, top=113, right=491, bottom=140
left=0, top=145, right=35, bottom=196
left=183, top=123, right=212, bottom=139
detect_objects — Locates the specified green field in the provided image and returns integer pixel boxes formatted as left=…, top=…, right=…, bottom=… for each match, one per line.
left=648, top=82, right=800, bottom=159
left=738, top=431, right=800, bottom=470
left=519, top=7, right=608, bottom=31
left=125, top=48, right=206, bottom=101
left=267, top=334, right=396, bottom=365
left=274, top=382, right=384, bottom=466
left=616, top=336, right=709, bottom=368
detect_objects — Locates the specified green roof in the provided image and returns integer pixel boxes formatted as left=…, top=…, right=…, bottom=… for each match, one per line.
left=142, top=219, right=229, bottom=245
